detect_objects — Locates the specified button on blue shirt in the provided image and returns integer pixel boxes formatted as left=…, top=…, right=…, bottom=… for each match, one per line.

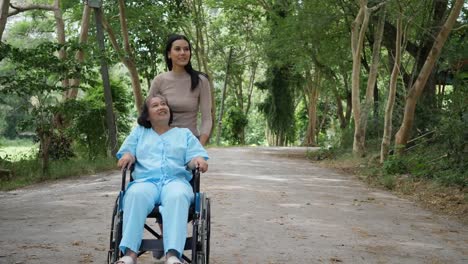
left=117, top=126, right=209, bottom=185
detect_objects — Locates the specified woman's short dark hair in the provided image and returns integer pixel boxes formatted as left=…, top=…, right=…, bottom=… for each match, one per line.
left=137, top=95, right=173, bottom=128
left=164, top=34, right=207, bottom=91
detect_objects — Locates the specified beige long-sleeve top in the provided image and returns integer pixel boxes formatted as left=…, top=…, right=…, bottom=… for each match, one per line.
left=149, top=71, right=212, bottom=137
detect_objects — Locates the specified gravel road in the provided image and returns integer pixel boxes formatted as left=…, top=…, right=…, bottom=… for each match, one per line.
left=0, top=147, right=467, bottom=264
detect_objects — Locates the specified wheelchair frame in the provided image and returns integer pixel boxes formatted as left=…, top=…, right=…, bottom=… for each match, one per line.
left=107, top=166, right=211, bottom=264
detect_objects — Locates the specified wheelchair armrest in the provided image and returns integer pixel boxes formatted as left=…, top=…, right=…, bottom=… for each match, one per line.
left=120, top=163, right=135, bottom=192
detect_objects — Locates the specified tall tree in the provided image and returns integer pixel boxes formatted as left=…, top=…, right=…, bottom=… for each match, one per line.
left=0, top=0, right=9, bottom=40
left=101, top=0, right=143, bottom=113
left=350, top=0, right=385, bottom=157
left=355, top=7, right=386, bottom=155
left=67, top=4, right=91, bottom=99
left=187, top=0, right=216, bottom=141
left=216, top=47, right=233, bottom=146
left=394, top=0, right=464, bottom=153
left=381, top=13, right=403, bottom=162
left=303, top=69, right=320, bottom=146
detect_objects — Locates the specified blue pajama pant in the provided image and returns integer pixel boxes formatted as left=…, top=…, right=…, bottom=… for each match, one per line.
left=119, top=179, right=194, bottom=258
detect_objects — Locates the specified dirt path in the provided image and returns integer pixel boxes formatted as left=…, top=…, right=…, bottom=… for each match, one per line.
left=0, top=147, right=467, bottom=264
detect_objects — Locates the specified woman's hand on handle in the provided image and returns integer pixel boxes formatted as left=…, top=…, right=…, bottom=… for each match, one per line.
left=117, top=153, right=135, bottom=170
left=189, top=157, right=208, bottom=173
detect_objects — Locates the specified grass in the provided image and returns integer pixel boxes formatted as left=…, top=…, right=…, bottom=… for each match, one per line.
left=0, top=156, right=117, bottom=191
left=0, top=138, right=117, bottom=191
left=306, top=145, right=468, bottom=224
left=0, top=138, right=38, bottom=162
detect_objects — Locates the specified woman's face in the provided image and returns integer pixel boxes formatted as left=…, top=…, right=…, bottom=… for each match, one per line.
left=147, top=96, right=170, bottom=124
left=168, top=39, right=191, bottom=69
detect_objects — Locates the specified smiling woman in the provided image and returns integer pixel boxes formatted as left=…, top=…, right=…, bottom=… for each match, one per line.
left=149, top=34, right=212, bottom=146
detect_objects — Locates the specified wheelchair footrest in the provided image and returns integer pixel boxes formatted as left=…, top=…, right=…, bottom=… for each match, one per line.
left=140, top=239, right=163, bottom=251
left=139, top=237, right=194, bottom=252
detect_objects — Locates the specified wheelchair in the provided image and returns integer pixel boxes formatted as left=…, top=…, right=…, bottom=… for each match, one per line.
left=107, top=166, right=211, bottom=264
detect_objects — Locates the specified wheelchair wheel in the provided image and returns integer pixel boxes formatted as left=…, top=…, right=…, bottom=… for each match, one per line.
left=107, top=196, right=123, bottom=264
left=192, top=195, right=211, bottom=264
left=205, top=198, right=211, bottom=264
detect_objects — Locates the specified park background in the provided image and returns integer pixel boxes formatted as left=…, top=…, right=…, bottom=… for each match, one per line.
left=0, top=0, right=466, bottom=220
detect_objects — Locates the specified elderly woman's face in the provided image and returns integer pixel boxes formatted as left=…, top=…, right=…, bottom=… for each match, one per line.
left=147, top=96, right=170, bottom=124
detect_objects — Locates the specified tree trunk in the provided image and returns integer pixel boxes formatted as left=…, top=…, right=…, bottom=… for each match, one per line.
left=394, top=0, right=463, bottom=153
left=101, top=6, right=143, bottom=114
left=304, top=70, right=319, bottom=146
left=94, top=7, right=118, bottom=157
left=356, top=7, right=385, bottom=155
left=53, top=0, right=69, bottom=96
left=0, top=0, right=9, bottom=40
left=350, top=0, right=369, bottom=156
left=351, top=0, right=385, bottom=156
left=191, top=0, right=216, bottom=141
left=245, top=62, right=257, bottom=116
left=381, top=16, right=402, bottom=163
left=68, top=4, right=91, bottom=99
left=317, top=96, right=330, bottom=144
left=216, top=48, right=232, bottom=146
left=117, top=0, right=143, bottom=113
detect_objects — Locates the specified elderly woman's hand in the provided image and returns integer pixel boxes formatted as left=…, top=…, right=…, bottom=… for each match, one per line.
left=117, top=153, right=135, bottom=170
left=189, top=157, right=208, bottom=173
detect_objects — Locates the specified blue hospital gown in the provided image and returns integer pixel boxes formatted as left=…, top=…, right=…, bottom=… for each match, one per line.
left=115, top=126, right=208, bottom=256
left=116, top=126, right=209, bottom=185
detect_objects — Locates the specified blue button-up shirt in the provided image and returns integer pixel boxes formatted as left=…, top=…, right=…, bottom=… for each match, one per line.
left=116, top=126, right=209, bottom=185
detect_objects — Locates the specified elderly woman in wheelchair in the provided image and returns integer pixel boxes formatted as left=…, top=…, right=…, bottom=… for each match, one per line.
left=112, top=94, right=209, bottom=264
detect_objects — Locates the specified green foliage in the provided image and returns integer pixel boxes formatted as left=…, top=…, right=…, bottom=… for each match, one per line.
left=0, top=155, right=116, bottom=191
left=258, top=67, right=296, bottom=145
left=0, top=42, right=82, bottom=96
left=60, top=78, right=132, bottom=159
left=379, top=174, right=396, bottom=190
left=383, top=155, right=408, bottom=175
left=306, top=147, right=338, bottom=161
left=47, top=132, right=75, bottom=160
left=222, top=106, right=248, bottom=145
left=439, top=76, right=467, bottom=170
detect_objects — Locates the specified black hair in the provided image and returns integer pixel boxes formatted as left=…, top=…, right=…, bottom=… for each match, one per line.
left=137, top=95, right=173, bottom=128
left=164, top=34, right=208, bottom=91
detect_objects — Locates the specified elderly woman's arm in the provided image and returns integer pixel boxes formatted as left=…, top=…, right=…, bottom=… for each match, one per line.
left=117, top=153, right=135, bottom=170
left=187, top=156, right=208, bottom=173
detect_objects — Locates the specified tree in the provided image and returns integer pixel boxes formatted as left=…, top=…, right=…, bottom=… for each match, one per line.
left=101, top=0, right=143, bottom=114
left=187, top=0, right=216, bottom=142
left=381, top=13, right=403, bottom=163
left=0, top=0, right=9, bottom=40
left=303, top=69, right=320, bottom=146
left=0, top=42, right=81, bottom=173
left=355, top=6, right=386, bottom=155
left=394, top=0, right=464, bottom=153
left=350, top=0, right=385, bottom=157
left=66, top=4, right=91, bottom=99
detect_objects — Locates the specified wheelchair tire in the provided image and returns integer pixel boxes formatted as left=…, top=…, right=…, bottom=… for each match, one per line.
left=192, top=219, right=198, bottom=263
left=205, top=198, right=211, bottom=264
left=108, top=196, right=123, bottom=264
left=192, top=195, right=211, bottom=264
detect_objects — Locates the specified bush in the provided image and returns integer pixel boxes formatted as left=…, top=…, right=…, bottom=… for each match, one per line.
left=380, top=174, right=396, bottom=190
left=47, top=132, right=75, bottom=160
left=383, top=155, right=408, bottom=175
left=307, top=146, right=338, bottom=160
left=59, top=78, right=132, bottom=159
